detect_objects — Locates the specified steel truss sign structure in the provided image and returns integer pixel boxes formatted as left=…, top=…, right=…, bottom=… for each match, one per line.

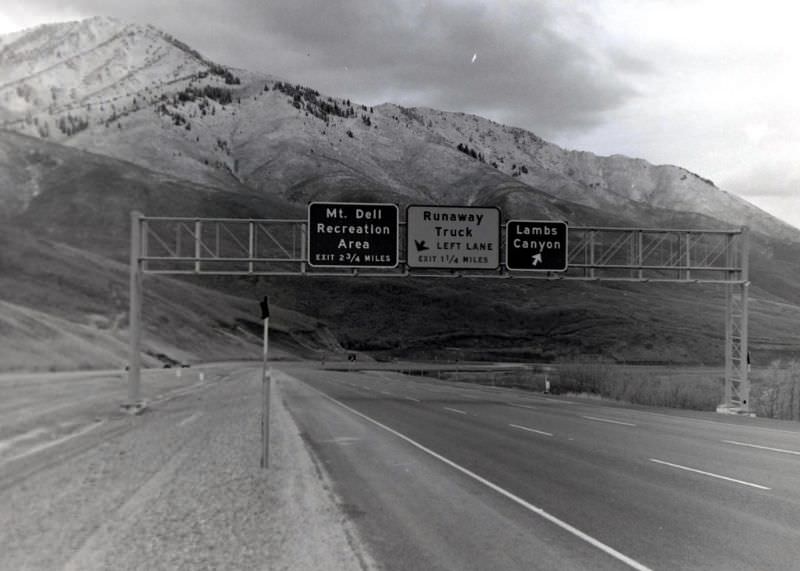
left=127, top=209, right=751, bottom=415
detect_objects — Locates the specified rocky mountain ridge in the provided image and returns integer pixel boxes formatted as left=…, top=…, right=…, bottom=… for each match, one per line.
left=1, top=16, right=797, bottom=243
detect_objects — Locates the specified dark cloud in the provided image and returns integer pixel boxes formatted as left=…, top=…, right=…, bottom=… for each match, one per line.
left=7, top=0, right=651, bottom=137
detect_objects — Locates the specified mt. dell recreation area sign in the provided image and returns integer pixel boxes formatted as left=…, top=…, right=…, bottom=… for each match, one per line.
left=307, top=202, right=399, bottom=267
left=307, top=201, right=568, bottom=271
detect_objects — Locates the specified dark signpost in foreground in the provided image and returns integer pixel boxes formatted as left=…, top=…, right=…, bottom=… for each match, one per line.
left=506, top=220, right=568, bottom=271
left=307, top=202, right=399, bottom=268
left=260, top=295, right=270, bottom=469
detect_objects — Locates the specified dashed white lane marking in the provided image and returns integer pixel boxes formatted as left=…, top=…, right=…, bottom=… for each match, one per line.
left=379, top=390, right=393, bottom=396
left=443, top=407, right=467, bottom=415
left=509, top=424, right=553, bottom=437
left=404, top=397, right=421, bottom=403
left=321, top=436, right=362, bottom=445
left=526, top=395, right=578, bottom=405
left=723, top=440, right=800, bottom=456
left=310, top=386, right=653, bottom=571
left=0, top=420, right=106, bottom=465
left=649, top=458, right=771, bottom=490
left=582, top=415, right=636, bottom=427
left=0, top=427, right=49, bottom=452
left=178, top=412, right=201, bottom=427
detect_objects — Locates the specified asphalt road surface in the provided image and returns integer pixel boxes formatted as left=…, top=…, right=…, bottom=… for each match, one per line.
left=280, top=363, right=800, bottom=571
left=0, top=365, right=376, bottom=571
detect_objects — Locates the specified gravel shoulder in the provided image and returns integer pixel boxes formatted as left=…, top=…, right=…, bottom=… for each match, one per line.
left=0, top=364, right=377, bottom=570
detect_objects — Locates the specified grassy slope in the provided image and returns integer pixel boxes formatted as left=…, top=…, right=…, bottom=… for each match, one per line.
left=249, top=275, right=800, bottom=365
left=0, top=133, right=342, bottom=372
left=0, top=225, right=348, bottom=372
left=3, top=131, right=800, bottom=371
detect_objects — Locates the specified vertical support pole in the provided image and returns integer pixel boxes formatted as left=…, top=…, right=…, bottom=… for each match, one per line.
left=723, top=282, right=733, bottom=408
left=589, top=230, right=595, bottom=279
left=127, top=211, right=144, bottom=410
left=739, top=227, right=750, bottom=411
left=637, top=230, right=643, bottom=280
left=292, top=224, right=297, bottom=260
left=215, top=222, right=221, bottom=258
left=141, top=218, right=149, bottom=272
left=685, top=232, right=691, bottom=281
left=722, top=231, right=734, bottom=410
left=194, top=220, right=202, bottom=273
left=260, top=295, right=271, bottom=469
left=248, top=221, right=255, bottom=273
left=300, top=222, right=307, bottom=274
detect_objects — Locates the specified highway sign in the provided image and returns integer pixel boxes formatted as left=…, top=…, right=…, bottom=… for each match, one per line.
left=506, top=220, right=568, bottom=271
left=406, top=205, right=500, bottom=269
left=308, top=202, right=399, bottom=267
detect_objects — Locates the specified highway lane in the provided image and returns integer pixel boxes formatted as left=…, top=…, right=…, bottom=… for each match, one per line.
left=280, top=363, right=800, bottom=571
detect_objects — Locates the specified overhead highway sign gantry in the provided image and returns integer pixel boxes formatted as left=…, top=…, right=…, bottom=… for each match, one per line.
left=127, top=208, right=752, bottom=416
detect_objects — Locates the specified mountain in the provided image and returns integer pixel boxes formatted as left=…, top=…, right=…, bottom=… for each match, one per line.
left=2, top=17, right=797, bottom=240
left=2, top=17, right=800, bottom=370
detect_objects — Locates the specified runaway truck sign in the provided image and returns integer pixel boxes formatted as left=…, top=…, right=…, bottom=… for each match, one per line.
left=308, top=202, right=399, bottom=267
left=406, top=205, right=500, bottom=269
left=505, top=220, right=568, bottom=271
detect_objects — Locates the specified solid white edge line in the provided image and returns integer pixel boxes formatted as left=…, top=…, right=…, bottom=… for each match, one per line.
left=723, top=440, right=800, bottom=456
left=649, top=458, right=771, bottom=490
left=509, top=424, right=553, bottom=437
left=1, top=420, right=106, bottom=465
left=308, top=385, right=653, bottom=571
left=443, top=407, right=467, bottom=415
left=582, top=415, right=637, bottom=427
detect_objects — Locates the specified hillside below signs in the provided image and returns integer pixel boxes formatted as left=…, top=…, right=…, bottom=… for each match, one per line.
left=406, top=205, right=501, bottom=269
left=307, top=202, right=399, bottom=267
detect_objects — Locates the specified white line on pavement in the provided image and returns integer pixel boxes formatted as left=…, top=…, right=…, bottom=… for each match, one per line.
left=404, top=397, right=421, bottom=403
left=722, top=440, right=800, bottom=456
left=443, top=407, right=467, bottom=415
left=178, top=412, right=201, bottom=427
left=509, top=424, right=553, bottom=437
left=0, top=420, right=106, bottom=466
left=526, top=395, right=578, bottom=405
left=310, top=386, right=653, bottom=571
left=649, top=458, right=771, bottom=490
left=582, top=415, right=636, bottom=427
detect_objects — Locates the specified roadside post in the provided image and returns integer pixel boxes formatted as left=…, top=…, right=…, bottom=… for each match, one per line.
left=124, top=210, right=144, bottom=414
left=260, top=295, right=271, bottom=469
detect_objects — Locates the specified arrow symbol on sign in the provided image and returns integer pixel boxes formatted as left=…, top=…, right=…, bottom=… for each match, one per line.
left=415, top=240, right=429, bottom=252
left=532, top=253, right=543, bottom=266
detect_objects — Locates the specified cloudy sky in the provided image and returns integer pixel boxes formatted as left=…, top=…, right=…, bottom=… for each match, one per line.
left=2, top=0, right=798, bottom=228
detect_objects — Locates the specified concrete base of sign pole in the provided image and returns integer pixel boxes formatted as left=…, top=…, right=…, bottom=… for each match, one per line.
left=120, top=401, right=148, bottom=415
